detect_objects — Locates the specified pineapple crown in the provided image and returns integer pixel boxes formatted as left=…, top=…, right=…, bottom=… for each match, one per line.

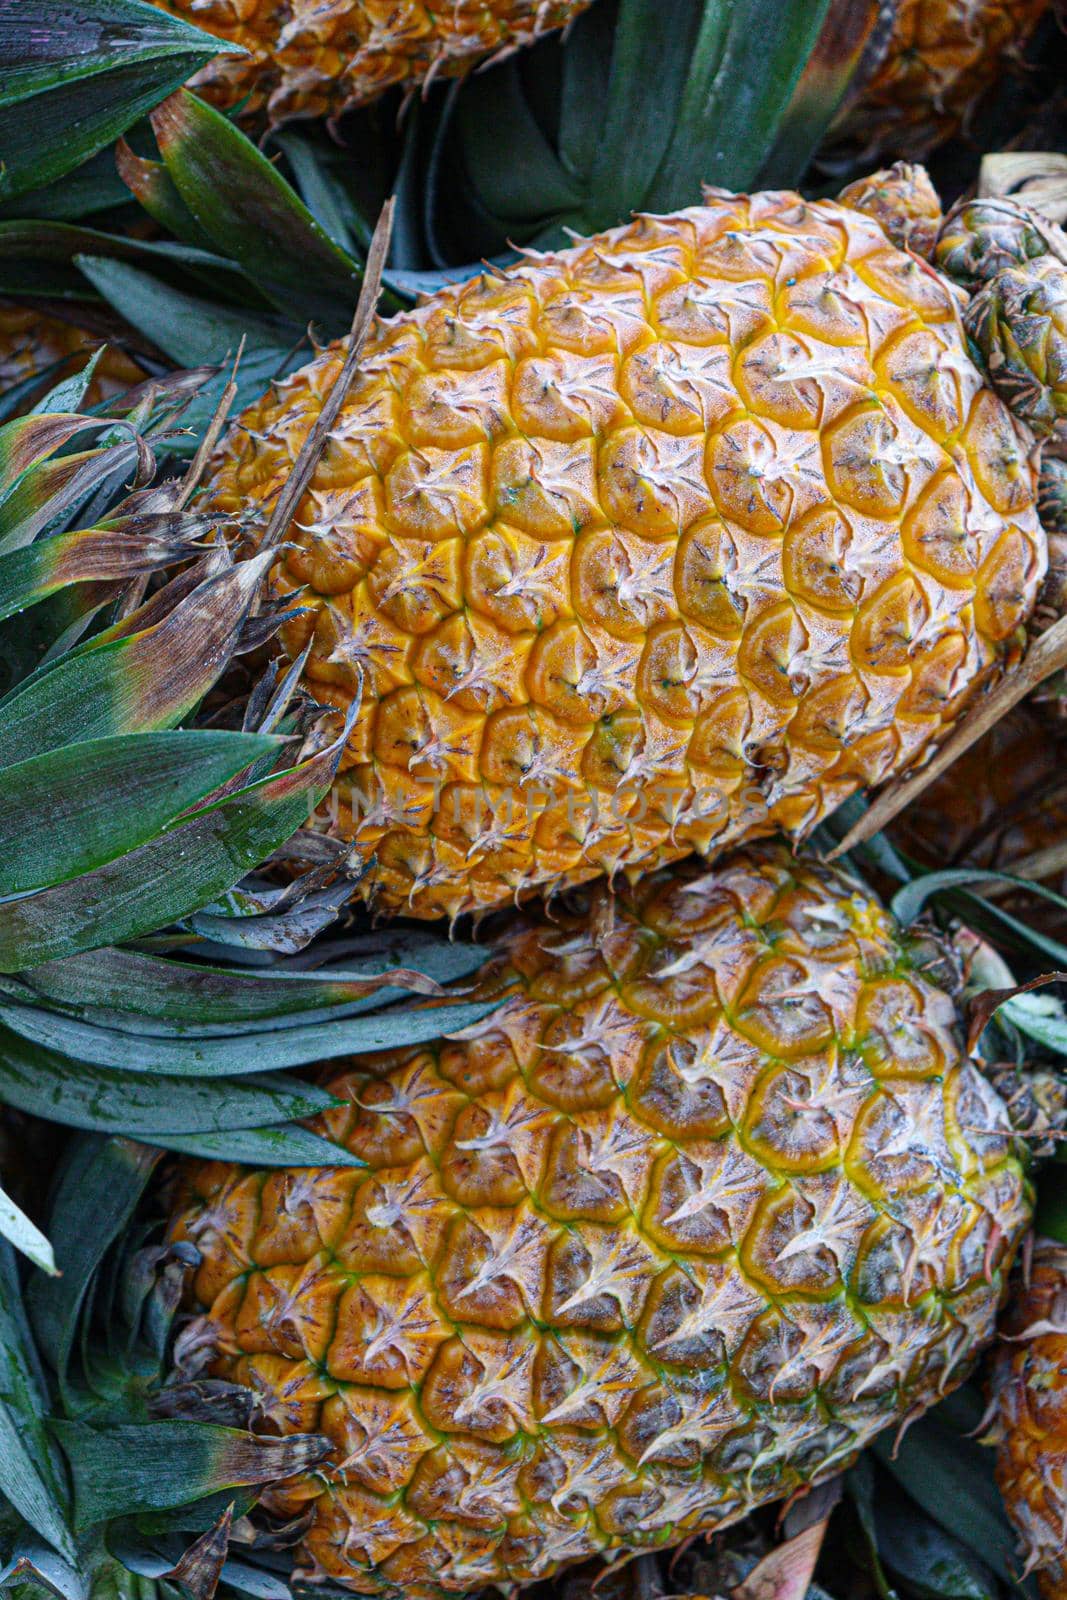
left=0, top=228, right=511, bottom=1600
left=0, top=267, right=509, bottom=1262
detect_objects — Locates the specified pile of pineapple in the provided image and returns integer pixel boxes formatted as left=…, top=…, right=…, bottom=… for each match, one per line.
left=2, top=4, right=1067, bottom=1600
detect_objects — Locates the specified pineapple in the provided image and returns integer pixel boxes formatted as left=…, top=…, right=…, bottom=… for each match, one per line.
left=933, top=193, right=1067, bottom=437
left=837, top=162, right=943, bottom=258
left=835, top=0, right=1051, bottom=162
left=201, top=189, right=1047, bottom=921
left=967, top=254, right=1067, bottom=441
left=149, top=0, right=593, bottom=124
left=990, top=1236, right=1067, bottom=1598
left=137, top=0, right=1045, bottom=150
left=168, top=842, right=1033, bottom=1598
left=0, top=303, right=146, bottom=409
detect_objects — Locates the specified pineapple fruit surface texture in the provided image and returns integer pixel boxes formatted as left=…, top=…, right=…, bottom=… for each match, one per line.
left=838, top=0, right=1050, bottom=160
left=992, top=1238, right=1067, bottom=1599
left=150, top=0, right=592, bottom=122
left=169, top=845, right=1032, bottom=1598
left=203, top=192, right=1047, bottom=920
left=836, top=162, right=943, bottom=259
left=0, top=305, right=144, bottom=408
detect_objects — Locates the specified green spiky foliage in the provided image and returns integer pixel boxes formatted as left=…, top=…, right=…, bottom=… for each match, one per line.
left=0, top=729, right=1063, bottom=1600
left=0, top=0, right=886, bottom=385
left=0, top=351, right=499, bottom=1272
left=3, top=853, right=1067, bottom=1600
left=0, top=1133, right=340, bottom=1600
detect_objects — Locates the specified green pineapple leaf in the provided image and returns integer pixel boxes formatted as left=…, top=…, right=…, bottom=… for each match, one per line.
left=74, top=254, right=298, bottom=407
left=147, top=90, right=368, bottom=331
left=871, top=1388, right=1024, bottom=1588
left=0, top=704, right=363, bottom=969
left=19, top=934, right=487, bottom=1022
left=0, top=1034, right=344, bottom=1132
left=0, top=0, right=241, bottom=202
left=0, top=517, right=208, bottom=622
left=0, top=730, right=280, bottom=896
left=0, top=145, right=135, bottom=225
left=591, top=0, right=832, bottom=217
left=0, top=1187, right=56, bottom=1276
left=114, top=138, right=216, bottom=254
left=55, top=1421, right=330, bottom=1532
left=0, top=551, right=275, bottom=769
left=0, top=440, right=148, bottom=553
left=0, top=1242, right=73, bottom=1559
left=0, top=994, right=503, bottom=1074
left=415, top=0, right=870, bottom=262
left=0, top=215, right=257, bottom=303
left=152, top=1125, right=367, bottom=1167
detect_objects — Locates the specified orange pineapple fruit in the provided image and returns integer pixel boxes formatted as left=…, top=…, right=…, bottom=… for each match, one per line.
left=838, top=0, right=1051, bottom=162
left=990, top=1237, right=1067, bottom=1599
left=147, top=0, right=1048, bottom=144
left=201, top=189, right=1047, bottom=920
left=836, top=162, right=943, bottom=258
left=0, top=304, right=147, bottom=410
left=169, top=844, right=1033, bottom=1598
left=149, top=0, right=593, bottom=123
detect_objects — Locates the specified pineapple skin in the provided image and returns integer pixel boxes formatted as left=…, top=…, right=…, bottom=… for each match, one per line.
left=837, top=162, right=943, bottom=259
left=840, top=0, right=1050, bottom=161
left=152, top=0, right=593, bottom=123
left=0, top=305, right=145, bottom=410
left=202, top=192, right=1046, bottom=921
left=169, top=844, right=1032, bottom=1598
left=967, top=255, right=1067, bottom=442
left=992, top=1238, right=1067, bottom=1600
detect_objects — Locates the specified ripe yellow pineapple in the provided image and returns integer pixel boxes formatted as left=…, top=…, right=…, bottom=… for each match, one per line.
left=0, top=304, right=146, bottom=409
left=145, top=0, right=1047, bottom=145
left=990, top=1237, right=1067, bottom=1598
left=202, top=189, right=1047, bottom=920
left=150, top=0, right=593, bottom=123
left=168, top=844, right=1033, bottom=1597
left=836, top=162, right=944, bottom=258
left=837, top=0, right=1051, bottom=162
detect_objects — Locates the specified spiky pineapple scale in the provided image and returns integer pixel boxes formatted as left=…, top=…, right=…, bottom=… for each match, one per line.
left=169, top=845, right=1031, bottom=1598
left=841, top=0, right=1050, bottom=160
left=837, top=162, right=943, bottom=258
left=202, top=192, right=1045, bottom=920
left=0, top=305, right=144, bottom=408
left=992, top=1238, right=1067, bottom=1599
left=153, top=0, right=593, bottom=122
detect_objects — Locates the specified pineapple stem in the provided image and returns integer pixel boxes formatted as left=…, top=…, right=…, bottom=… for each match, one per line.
left=177, top=337, right=246, bottom=511
left=258, top=198, right=395, bottom=556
